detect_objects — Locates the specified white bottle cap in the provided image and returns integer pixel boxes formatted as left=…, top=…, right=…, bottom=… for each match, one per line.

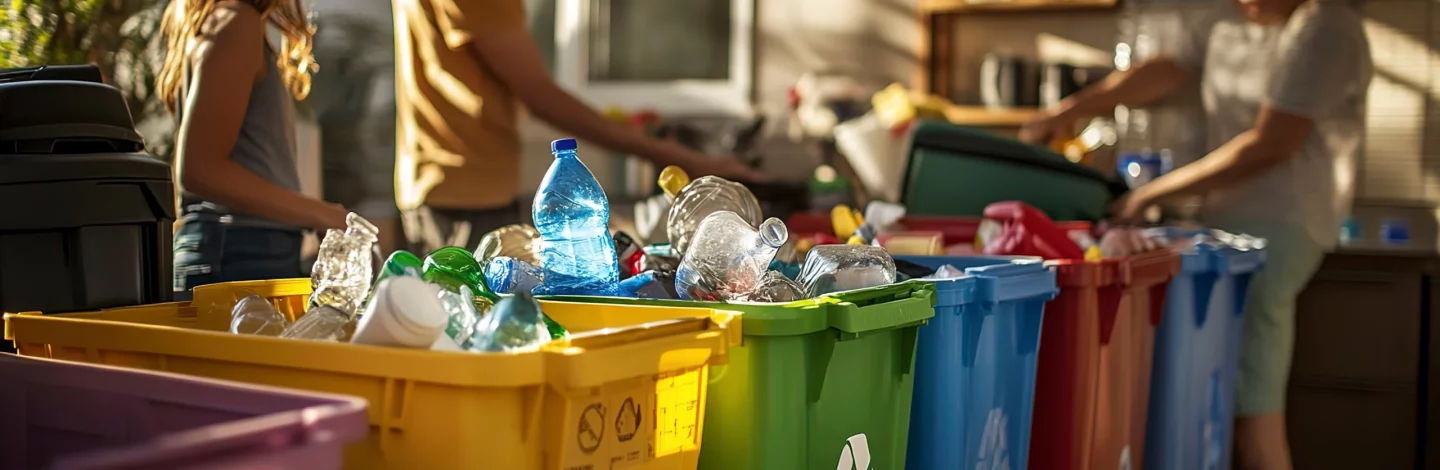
left=352, top=277, right=449, bottom=348
left=382, top=277, right=449, bottom=341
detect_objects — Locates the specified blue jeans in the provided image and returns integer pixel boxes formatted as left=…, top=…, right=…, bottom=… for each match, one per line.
left=173, top=212, right=304, bottom=300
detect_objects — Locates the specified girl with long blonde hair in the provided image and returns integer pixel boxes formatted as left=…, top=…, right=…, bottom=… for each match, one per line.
left=160, top=0, right=349, bottom=296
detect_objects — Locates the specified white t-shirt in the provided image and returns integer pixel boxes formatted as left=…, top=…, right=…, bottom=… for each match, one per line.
left=1176, top=0, right=1372, bottom=248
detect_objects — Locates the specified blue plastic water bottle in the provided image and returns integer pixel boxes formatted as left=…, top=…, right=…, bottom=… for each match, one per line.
left=484, top=256, right=545, bottom=294
left=533, top=138, right=621, bottom=295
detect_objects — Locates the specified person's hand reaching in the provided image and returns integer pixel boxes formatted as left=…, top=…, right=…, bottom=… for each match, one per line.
left=690, top=156, right=770, bottom=184
left=1018, top=110, right=1076, bottom=145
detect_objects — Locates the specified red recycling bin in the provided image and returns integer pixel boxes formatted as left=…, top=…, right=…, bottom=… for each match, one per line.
left=1031, top=252, right=1178, bottom=470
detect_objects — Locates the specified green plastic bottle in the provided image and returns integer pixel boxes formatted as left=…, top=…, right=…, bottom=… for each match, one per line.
left=363, top=250, right=424, bottom=309
left=423, top=247, right=501, bottom=314
left=542, top=314, right=568, bottom=340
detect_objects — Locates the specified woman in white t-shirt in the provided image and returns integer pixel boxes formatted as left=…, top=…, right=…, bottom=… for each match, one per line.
left=1021, top=0, right=1372, bottom=467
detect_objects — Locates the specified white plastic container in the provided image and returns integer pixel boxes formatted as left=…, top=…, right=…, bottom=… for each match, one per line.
left=350, top=277, right=450, bottom=349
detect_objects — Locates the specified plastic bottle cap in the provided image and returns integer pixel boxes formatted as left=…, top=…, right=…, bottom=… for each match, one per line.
left=551, top=138, right=578, bottom=153
left=383, top=277, right=449, bottom=342
left=658, top=165, right=691, bottom=198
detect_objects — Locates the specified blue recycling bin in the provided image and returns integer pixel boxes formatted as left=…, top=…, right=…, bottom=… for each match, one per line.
left=897, top=255, right=1058, bottom=470
left=1143, top=242, right=1266, bottom=470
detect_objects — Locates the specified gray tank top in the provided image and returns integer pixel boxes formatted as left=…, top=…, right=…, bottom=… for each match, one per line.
left=178, top=46, right=302, bottom=231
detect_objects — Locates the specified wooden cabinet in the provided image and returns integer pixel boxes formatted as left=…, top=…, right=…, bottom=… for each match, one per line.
left=1289, top=252, right=1433, bottom=470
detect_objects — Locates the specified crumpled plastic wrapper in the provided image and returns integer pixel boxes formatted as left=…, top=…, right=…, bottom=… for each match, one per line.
left=922, top=264, right=966, bottom=280
left=796, top=245, right=897, bottom=298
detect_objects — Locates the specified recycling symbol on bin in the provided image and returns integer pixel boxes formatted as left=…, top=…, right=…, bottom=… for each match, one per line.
left=976, top=408, right=1011, bottom=470
left=616, top=397, right=642, bottom=442
left=577, top=403, right=605, bottom=454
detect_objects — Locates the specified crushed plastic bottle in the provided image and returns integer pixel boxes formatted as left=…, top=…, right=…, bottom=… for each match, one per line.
left=280, top=305, right=353, bottom=342
left=350, top=277, right=450, bottom=349
left=424, top=247, right=500, bottom=314
left=922, top=264, right=967, bottom=280
left=475, top=224, right=543, bottom=266
left=660, top=166, right=763, bottom=256
left=675, top=211, right=788, bottom=301
left=533, top=138, right=621, bottom=296
left=470, top=291, right=552, bottom=352
left=796, top=244, right=897, bottom=297
left=436, top=286, right=483, bottom=348
left=744, top=270, right=807, bottom=303
left=363, top=250, right=424, bottom=310
left=485, top=256, right=545, bottom=294
left=308, top=213, right=380, bottom=317
left=230, top=295, right=290, bottom=336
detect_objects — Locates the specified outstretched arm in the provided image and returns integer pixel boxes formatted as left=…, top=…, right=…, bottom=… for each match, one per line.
left=1020, top=57, right=1192, bottom=143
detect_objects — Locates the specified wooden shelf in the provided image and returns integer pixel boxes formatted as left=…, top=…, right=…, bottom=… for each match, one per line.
left=922, top=0, right=1117, bottom=15
left=942, top=105, right=1042, bottom=127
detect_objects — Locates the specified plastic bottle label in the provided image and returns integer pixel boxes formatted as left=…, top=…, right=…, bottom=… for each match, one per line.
left=836, top=434, right=872, bottom=470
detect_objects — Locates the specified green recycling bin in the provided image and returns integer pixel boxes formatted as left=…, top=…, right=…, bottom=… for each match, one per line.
left=549, top=280, right=936, bottom=470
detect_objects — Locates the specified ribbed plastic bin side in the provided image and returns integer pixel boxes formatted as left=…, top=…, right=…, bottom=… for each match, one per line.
left=550, top=281, right=937, bottom=470
left=5, top=280, right=737, bottom=470
left=1028, top=251, right=1179, bottom=470
left=894, top=256, right=1056, bottom=470
left=0, top=354, right=366, bottom=470
left=1144, top=245, right=1265, bottom=470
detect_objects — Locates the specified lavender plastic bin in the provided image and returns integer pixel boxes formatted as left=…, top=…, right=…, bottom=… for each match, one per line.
left=0, top=354, right=368, bottom=470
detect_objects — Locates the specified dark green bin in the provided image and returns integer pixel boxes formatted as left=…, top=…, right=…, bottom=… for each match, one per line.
left=900, top=120, right=1126, bottom=221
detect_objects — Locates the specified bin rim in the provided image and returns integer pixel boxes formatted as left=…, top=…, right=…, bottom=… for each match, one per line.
left=894, top=255, right=1058, bottom=306
left=5, top=301, right=733, bottom=391
left=546, top=280, right=937, bottom=337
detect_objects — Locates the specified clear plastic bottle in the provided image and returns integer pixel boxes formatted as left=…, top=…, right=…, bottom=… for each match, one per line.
left=675, top=211, right=788, bottom=301
left=229, top=295, right=290, bottom=336
left=533, top=138, right=620, bottom=295
left=308, top=213, right=380, bottom=317
left=350, top=277, right=450, bottom=349
left=474, top=224, right=543, bottom=266
left=280, top=305, right=354, bottom=342
left=796, top=245, right=897, bottom=297
left=470, top=291, right=551, bottom=352
left=436, top=286, right=483, bottom=349
left=659, top=166, right=763, bottom=256
left=485, top=256, right=545, bottom=294
left=744, top=270, right=807, bottom=303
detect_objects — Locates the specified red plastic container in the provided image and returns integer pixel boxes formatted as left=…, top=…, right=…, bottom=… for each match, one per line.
left=0, top=354, right=368, bottom=470
left=1031, top=252, right=1178, bottom=470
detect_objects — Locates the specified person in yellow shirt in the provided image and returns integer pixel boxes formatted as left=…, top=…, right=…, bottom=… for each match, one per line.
left=392, top=0, right=760, bottom=254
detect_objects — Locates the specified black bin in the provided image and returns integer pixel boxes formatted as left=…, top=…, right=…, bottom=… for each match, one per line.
left=0, top=65, right=175, bottom=322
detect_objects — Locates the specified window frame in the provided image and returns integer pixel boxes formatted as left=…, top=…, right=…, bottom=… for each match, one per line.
left=552, top=0, right=754, bottom=116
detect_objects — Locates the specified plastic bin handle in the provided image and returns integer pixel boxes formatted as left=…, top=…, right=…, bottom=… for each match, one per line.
left=3, top=311, right=40, bottom=342
left=823, top=282, right=937, bottom=335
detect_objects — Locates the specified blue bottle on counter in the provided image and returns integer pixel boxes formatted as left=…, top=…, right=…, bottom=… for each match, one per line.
left=533, top=138, right=621, bottom=295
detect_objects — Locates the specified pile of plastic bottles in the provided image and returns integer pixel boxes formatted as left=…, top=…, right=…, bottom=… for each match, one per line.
left=228, top=213, right=565, bottom=352
left=228, top=137, right=911, bottom=354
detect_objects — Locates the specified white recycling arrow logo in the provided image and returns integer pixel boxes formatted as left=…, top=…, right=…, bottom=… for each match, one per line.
left=837, top=434, right=873, bottom=470
left=976, top=408, right=1010, bottom=470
